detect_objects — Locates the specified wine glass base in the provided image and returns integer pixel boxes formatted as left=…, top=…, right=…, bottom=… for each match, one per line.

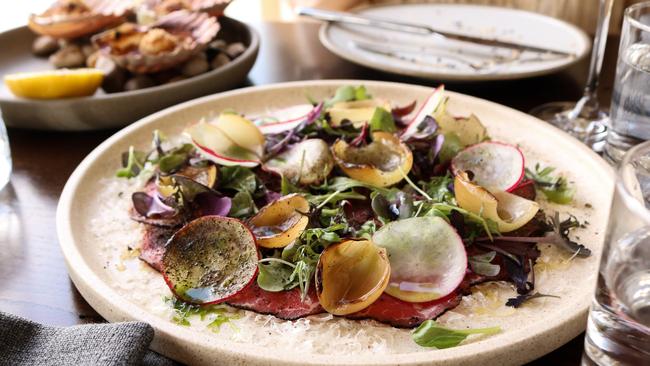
left=529, top=101, right=609, bottom=153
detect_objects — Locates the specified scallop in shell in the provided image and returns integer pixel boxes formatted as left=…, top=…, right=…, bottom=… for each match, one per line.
left=92, top=10, right=220, bottom=74
left=28, top=0, right=132, bottom=39
left=138, top=0, right=231, bottom=20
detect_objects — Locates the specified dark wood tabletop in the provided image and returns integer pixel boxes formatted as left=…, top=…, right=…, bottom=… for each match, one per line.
left=0, top=20, right=619, bottom=365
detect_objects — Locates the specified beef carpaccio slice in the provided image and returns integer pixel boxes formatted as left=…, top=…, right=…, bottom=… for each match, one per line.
left=139, top=224, right=177, bottom=272
left=348, top=292, right=462, bottom=328
left=138, top=225, right=474, bottom=327
left=226, top=282, right=324, bottom=320
left=225, top=282, right=463, bottom=328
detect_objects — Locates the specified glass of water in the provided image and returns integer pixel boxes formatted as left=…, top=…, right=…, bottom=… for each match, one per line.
left=582, top=140, right=650, bottom=365
left=604, top=2, right=650, bottom=163
left=0, top=113, right=10, bottom=191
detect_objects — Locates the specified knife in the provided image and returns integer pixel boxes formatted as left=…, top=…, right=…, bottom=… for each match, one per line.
left=298, top=7, right=575, bottom=58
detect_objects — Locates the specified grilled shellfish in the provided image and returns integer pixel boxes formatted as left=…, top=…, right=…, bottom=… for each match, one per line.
left=28, top=0, right=132, bottom=39
left=92, top=10, right=220, bottom=74
left=140, top=0, right=231, bottom=17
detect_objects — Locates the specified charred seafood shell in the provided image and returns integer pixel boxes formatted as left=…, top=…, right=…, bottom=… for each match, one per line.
left=92, top=10, right=220, bottom=74
left=28, top=0, right=131, bottom=39
left=138, top=0, right=231, bottom=20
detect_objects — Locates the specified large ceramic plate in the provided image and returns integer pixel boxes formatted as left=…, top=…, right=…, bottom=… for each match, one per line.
left=0, top=17, right=258, bottom=131
left=320, top=4, right=590, bottom=81
left=57, top=80, right=613, bottom=365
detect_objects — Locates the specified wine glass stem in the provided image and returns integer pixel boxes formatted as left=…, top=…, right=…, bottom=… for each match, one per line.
left=569, top=0, right=614, bottom=120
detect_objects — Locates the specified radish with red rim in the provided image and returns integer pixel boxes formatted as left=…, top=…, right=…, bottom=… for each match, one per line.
left=162, top=216, right=259, bottom=304
left=451, top=141, right=525, bottom=192
left=372, top=216, right=467, bottom=303
left=186, top=121, right=261, bottom=168
left=254, top=104, right=315, bottom=135
left=401, top=85, right=445, bottom=139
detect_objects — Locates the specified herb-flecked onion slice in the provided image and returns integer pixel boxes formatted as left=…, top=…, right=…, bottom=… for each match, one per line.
left=454, top=172, right=539, bottom=233
left=315, top=240, right=390, bottom=316
left=451, top=141, right=525, bottom=192
left=372, top=216, right=467, bottom=303
left=331, top=131, right=413, bottom=188
left=162, top=216, right=259, bottom=304
left=263, top=139, right=334, bottom=185
left=248, top=194, right=310, bottom=248
left=328, top=99, right=392, bottom=128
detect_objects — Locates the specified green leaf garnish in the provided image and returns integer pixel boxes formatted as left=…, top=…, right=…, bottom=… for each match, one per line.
left=412, top=320, right=501, bottom=349
left=116, top=146, right=146, bottom=178
left=218, top=166, right=257, bottom=194
left=369, top=107, right=396, bottom=133
left=525, top=163, right=574, bottom=204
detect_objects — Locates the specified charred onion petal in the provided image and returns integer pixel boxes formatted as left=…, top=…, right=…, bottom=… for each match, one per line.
left=332, top=132, right=413, bottom=188
left=176, top=164, right=217, bottom=188
left=162, top=216, right=259, bottom=304
left=328, top=99, right=391, bottom=128
left=372, top=217, right=467, bottom=302
left=451, top=142, right=525, bottom=192
left=248, top=194, right=310, bottom=248
left=315, top=240, right=390, bottom=315
left=264, top=139, right=334, bottom=185
left=454, top=172, right=539, bottom=233
left=437, top=113, right=487, bottom=147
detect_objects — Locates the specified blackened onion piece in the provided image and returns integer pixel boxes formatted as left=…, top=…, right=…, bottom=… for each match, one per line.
left=162, top=216, right=259, bottom=304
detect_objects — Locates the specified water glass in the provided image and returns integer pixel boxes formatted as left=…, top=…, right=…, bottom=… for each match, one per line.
left=604, top=2, right=650, bottom=163
left=582, top=140, right=650, bottom=365
left=0, top=113, right=10, bottom=191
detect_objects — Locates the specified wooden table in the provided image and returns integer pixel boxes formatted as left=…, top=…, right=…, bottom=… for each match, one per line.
left=0, top=20, right=619, bottom=365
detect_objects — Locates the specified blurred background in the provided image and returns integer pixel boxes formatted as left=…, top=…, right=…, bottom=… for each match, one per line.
left=1, top=0, right=641, bottom=34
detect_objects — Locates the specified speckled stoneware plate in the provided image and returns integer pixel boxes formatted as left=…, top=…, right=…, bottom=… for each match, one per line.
left=320, top=4, right=590, bottom=81
left=57, top=80, right=614, bottom=366
left=0, top=17, right=259, bottom=131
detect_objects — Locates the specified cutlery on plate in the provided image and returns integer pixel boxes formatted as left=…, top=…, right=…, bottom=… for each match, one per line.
left=298, top=7, right=575, bottom=58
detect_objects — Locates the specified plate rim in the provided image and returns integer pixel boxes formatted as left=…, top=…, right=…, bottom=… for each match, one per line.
left=0, top=16, right=260, bottom=106
left=56, top=79, right=614, bottom=365
left=319, top=3, right=591, bottom=81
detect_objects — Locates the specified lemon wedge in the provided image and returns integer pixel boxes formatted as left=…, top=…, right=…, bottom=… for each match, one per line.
left=4, top=69, right=104, bottom=99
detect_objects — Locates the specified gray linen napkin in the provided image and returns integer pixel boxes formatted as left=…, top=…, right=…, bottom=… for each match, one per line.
left=0, top=312, right=179, bottom=366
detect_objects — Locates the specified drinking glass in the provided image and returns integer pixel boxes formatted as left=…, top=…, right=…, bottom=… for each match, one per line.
left=0, top=113, right=10, bottom=191
left=582, top=140, right=650, bottom=365
left=604, top=2, right=650, bottom=164
left=530, top=0, right=614, bottom=152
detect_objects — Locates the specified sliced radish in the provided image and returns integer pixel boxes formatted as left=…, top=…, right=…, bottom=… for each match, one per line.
left=253, top=104, right=315, bottom=135
left=186, top=121, right=260, bottom=168
left=213, top=113, right=265, bottom=157
left=372, top=216, right=467, bottom=303
left=401, top=85, right=445, bottom=139
left=451, top=141, right=524, bottom=192
left=162, top=216, right=259, bottom=304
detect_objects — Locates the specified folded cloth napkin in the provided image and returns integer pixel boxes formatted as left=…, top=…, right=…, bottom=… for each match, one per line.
left=0, top=311, right=179, bottom=366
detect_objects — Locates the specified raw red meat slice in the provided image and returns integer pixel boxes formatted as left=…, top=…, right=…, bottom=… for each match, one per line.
left=139, top=224, right=176, bottom=272
left=227, top=282, right=324, bottom=320
left=348, top=292, right=463, bottom=328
